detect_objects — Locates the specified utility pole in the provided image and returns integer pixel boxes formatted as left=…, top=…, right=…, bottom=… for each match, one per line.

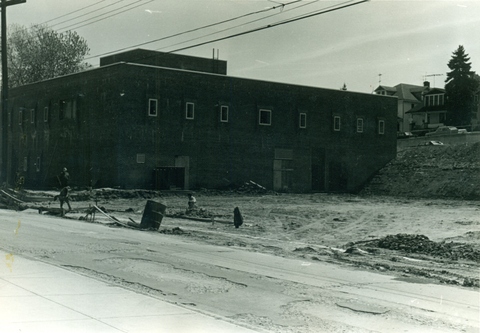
left=1, top=0, right=26, bottom=185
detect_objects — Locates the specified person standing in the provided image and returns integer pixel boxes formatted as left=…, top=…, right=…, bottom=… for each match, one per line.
left=58, top=167, right=70, bottom=188
left=187, top=193, right=197, bottom=210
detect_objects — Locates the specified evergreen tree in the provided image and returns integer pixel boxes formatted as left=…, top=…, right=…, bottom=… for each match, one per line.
left=445, top=45, right=479, bottom=126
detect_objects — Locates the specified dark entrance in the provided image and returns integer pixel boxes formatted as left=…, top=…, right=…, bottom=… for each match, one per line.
left=154, top=167, right=185, bottom=190
left=328, top=161, right=347, bottom=192
left=311, top=148, right=326, bottom=191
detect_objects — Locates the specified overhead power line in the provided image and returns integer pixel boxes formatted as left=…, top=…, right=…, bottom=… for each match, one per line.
left=158, top=0, right=339, bottom=52
left=42, top=0, right=108, bottom=26
left=58, top=0, right=153, bottom=32
left=167, top=0, right=369, bottom=53
left=85, top=0, right=305, bottom=60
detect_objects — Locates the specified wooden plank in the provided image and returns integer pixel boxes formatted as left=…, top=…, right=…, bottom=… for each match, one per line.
left=0, top=190, right=25, bottom=204
left=93, top=205, right=131, bottom=228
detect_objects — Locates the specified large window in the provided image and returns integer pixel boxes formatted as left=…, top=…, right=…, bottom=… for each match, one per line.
left=220, top=105, right=229, bottom=122
left=148, top=99, right=158, bottom=117
left=424, top=94, right=444, bottom=106
left=299, top=113, right=307, bottom=128
left=259, top=109, right=272, bottom=125
left=59, top=100, right=77, bottom=120
left=333, top=116, right=341, bottom=131
left=186, top=102, right=195, bottom=119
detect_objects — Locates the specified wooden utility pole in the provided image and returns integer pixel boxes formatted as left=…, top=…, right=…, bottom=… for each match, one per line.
left=1, top=0, right=26, bottom=184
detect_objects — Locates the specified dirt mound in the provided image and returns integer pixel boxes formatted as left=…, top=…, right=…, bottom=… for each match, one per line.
left=362, top=234, right=480, bottom=263
left=361, top=142, right=480, bottom=199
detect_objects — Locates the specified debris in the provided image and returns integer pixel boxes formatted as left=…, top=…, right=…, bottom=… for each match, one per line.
left=139, top=200, right=166, bottom=230
left=336, top=301, right=389, bottom=315
left=234, top=206, right=243, bottom=228
left=94, top=205, right=130, bottom=228
left=361, top=234, right=480, bottom=262
left=236, top=181, right=268, bottom=194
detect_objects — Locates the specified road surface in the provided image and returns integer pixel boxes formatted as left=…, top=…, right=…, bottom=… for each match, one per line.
left=0, top=209, right=478, bottom=332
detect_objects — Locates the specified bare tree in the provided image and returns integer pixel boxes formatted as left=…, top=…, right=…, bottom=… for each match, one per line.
left=6, top=24, right=91, bottom=88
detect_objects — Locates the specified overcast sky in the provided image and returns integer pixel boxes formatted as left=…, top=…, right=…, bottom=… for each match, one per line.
left=6, top=0, right=480, bottom=93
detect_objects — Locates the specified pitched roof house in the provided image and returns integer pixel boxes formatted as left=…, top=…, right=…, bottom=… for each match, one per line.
left=374, top=82, right=429, bottom=132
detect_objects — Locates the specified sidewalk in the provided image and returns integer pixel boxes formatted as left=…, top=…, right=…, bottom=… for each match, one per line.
left=0, top=251, right=259, bottom=333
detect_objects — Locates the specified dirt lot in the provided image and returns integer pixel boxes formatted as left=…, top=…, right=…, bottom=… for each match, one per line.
left=21, top=189, right=476, bottom=290
left=10, top=143, right=480, bottom=289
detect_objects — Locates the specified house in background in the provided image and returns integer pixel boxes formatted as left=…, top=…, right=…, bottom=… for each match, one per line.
left=406, top=85, right=447, bottom=132
left=6, top=49, right=397, bottom=193
left=374, top=81, right=451, bottom=134
left=374, top=82, right=428, bottom=132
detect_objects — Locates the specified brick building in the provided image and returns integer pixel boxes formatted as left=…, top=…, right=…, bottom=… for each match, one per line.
left=5, top=49, right=397, bottom=192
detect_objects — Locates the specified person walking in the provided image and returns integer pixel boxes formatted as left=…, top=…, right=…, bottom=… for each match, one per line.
left=54, top=186, right=72, bottom=215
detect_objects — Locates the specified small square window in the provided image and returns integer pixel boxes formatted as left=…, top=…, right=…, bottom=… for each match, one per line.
left=44, top=107, right=49, bottom=122
left=136, top=154, right=145, bottom=164
left=220, top=105, right=229, bottom=122
left=333, top=116, right=341, bottom=131
left=378, top=120, right=385, bottom=134
left=148, top=99, right=158, bottom=117
left=299, top=113, right=307, bottom=128
left=259, top=109, right=271, bottom=125
left=186, top=102, right=195, bottom=119
left=356, top=118, right=364, bottom=133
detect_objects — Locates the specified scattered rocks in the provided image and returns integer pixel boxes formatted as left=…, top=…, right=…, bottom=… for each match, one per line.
left=364, top=234, right=480, bottom=262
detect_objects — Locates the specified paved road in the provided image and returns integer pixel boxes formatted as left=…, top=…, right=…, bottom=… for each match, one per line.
left=0, top=209, right=478, bottom=332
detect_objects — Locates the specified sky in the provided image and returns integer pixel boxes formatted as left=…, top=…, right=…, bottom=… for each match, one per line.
left=5, top=0, right=480, bottom=94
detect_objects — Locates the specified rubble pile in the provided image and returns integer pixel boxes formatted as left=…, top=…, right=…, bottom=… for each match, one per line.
left=362, top=142, right=480, bottom=199
left=236, top=181, right=269, bottom=194
left=365, top=234, right=480, bottom=262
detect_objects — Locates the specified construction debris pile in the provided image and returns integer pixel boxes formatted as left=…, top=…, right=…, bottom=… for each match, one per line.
left=362, top=142, right=480, bottom=200
left=236, top=181, right=269, bottom=194
left=362, top=234, right=480, bottom=263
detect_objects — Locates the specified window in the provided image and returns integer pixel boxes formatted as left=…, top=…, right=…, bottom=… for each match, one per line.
left=44, top=107, right=49, bottom=122
left=185, top=102, right=195, bottom=119
left=378, top=120, right=385, bottom=134
left=259, top=109, right=272, bottom=125
left=36, top=157, right=41, bottom=172
left=220, top=105, right=229, bottom=122
left=356, top=118, right=364, bottom=133
left=333, top=116, right=341, bottom=131
left=299, top=113, right=307, bottom=128
left=30, top=109, right=35, bottom=124
left=23, top=157, right=28, bottom=172
left=424, top=94, right=445, bottom=106
left=136, top=154, right=145, bottom=164
left=59, top=100, right=76, bottom=120
left=148, top=99, right=158, bottom=117
left=19, top=109, right=23, bottom=125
